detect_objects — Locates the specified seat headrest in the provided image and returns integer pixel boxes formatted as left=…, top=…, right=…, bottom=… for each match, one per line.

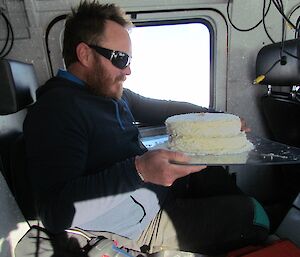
left=0, top=59, right=38, bottom=115
left=256, top=38, right=300, bottom=86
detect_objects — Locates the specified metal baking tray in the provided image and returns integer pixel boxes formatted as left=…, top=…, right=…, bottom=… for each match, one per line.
left=141, top=133, right=300, bottom=166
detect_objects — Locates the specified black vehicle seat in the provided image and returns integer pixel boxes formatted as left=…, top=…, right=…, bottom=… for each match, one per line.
left=256, top=39, right=300, bottom=239
left=261, top=92, right=300, bottom=148
left=261, top=92, right=300, bottom=247
left=261, top=92, right=300, bottom=198
left=0, top=58, right=38, bottom=222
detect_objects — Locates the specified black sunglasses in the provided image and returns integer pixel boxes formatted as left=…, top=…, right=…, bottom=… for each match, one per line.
left=88, top=44, right=131, bottom=69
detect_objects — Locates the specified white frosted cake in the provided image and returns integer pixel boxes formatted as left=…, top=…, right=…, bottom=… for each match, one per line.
left=165, top=113, right=254, bottom=155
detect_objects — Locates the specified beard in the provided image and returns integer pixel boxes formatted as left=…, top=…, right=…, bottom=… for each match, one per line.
left=86, top=57, right=125, bottom=99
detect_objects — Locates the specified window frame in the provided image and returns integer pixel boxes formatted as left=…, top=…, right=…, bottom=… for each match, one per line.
left=129, top=8, right=228, bottom=111
left=127, top=18, right=213, bottom=108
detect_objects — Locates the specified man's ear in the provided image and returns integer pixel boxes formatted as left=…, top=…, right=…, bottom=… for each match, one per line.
left=76, top=42, right=92, bottom=67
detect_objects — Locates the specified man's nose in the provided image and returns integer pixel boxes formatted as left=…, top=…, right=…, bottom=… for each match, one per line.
left=123, top=65, right=131, bottom=75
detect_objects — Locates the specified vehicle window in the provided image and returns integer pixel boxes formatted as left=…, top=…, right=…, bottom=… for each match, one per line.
left=124, top=22, right=210, bottom=107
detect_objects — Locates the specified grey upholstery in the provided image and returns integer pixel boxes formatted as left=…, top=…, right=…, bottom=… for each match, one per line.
left=0, top=59, right=37, bottom=257
left=0, top=58, right=38, bottom=220
left=0, top=59, right=37, bottom=114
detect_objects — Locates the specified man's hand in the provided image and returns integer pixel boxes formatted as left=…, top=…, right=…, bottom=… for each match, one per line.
left=135, top=149, right=206, bottom=186
left=240, top=117, right=251, bottom=132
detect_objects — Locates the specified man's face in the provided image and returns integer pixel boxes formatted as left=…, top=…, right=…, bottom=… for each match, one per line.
left=86, top=20, right=132, bottom=99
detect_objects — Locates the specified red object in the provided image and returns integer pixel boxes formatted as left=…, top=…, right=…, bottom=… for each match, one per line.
left=227, top=240, right=300, bottom=257
left=227, top=245, right=263, bottom=257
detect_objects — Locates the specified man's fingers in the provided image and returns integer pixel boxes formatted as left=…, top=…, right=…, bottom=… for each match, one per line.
left=240, top=117, right=251, bottom=132
left=188, top=165, right=207, bottom=173
left=168, top=150, right=191, bottom=162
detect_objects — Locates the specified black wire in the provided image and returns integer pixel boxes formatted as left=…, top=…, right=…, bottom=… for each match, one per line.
left=254, top=0, right=300, bottom=81
left=0, top=13, right=10, bottom=56
left=45, top=14, right=67, bottom=77
left=296, top=16, right=300, bottom=38
left=227, top=0, right=271, bottom=32
left=273, top=0, right=282, bottom=9
left=265, top=59, right=281, bottom=75
left=3, top=14, right=14, bottom=57
left=271, top=0, right=296, bottom=29
left=277, top=0, right=300, bottom=60
left=279, top=0, right=285, bottom=60
left=261, top=0, right=299, bottom=61
left=0, top=11, right=14, bottom=57
left=280, top=2, right=300, bottom=61
left=227, top=0, right=297, bottom=49
left=282, top=46, right=300, bottom=60
left=289, top=5, right=300, bottom=20
left=262, top=0, right=275, bottom=43
left=0, top=12, right=14, bottom=57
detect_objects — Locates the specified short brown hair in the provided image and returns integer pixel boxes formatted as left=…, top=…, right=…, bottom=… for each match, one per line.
left=63, top=1, right=132, bottom=68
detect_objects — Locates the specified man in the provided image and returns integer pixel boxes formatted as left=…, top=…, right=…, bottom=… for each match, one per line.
left=23, top=1, right=269, bottom=255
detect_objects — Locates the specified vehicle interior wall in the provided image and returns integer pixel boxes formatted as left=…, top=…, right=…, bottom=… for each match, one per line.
left=2, top=0, right=299, bottom=136
left=1, top=0, right=300, bottom=234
